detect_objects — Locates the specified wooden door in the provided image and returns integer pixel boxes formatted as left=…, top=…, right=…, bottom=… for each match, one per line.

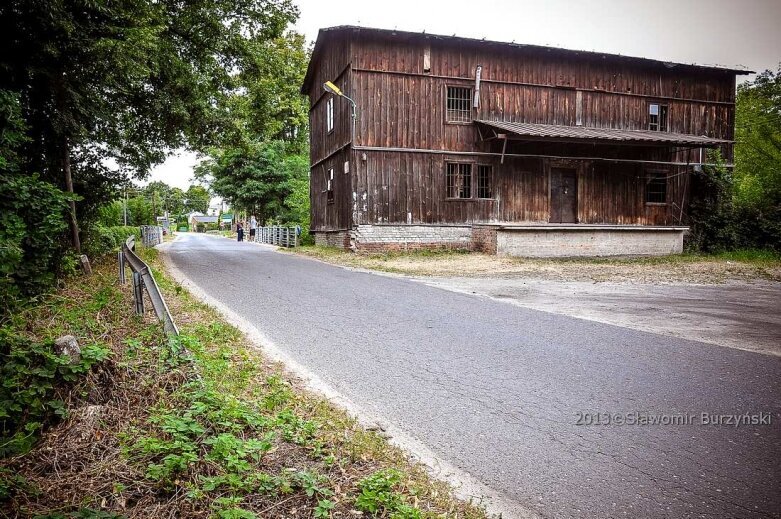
left=550, top=168, right=578, bottom=223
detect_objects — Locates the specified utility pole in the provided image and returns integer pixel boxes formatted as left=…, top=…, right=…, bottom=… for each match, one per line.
left=123, top=188, right=128, bottom=226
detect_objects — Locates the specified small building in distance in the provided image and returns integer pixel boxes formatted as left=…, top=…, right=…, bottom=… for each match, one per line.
left=301, top=26, right=749, bottom=257
left=189, top=214, right=219, bottom=232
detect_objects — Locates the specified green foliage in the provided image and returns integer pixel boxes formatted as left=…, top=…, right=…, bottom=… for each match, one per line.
left=185, top=185, right=212, bottom=214
left=0, top=172, right=71, bottom=314
left=732, top=65, right=781, bottom=250
left=686, top=150, right=738, bottom=252
left=0, top=0, right=300, bottom=308
left=196, top=140, right=308, bottom=226
left=82, top=226, right=141, bottom=259
left=0, top=328, right=110, bottom=456
left=355, top=469, right=422, bottom=519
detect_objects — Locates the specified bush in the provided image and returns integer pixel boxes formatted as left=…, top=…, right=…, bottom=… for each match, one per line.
left=82, top=225, right=141, bottom=259
left=0, top=173, right=71, bottom=316
left=685, top=151, right=737, bottom=252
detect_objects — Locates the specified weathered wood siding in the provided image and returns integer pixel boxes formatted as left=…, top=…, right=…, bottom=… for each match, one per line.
left=310, top=148, right=352, bottom=231
left=303, top=30, right=738, bottom=231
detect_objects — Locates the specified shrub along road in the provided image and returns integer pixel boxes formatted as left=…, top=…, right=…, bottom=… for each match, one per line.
left=163, top=232, right=781, bottom=518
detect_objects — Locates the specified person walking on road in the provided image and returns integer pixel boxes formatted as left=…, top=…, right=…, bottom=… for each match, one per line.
left=237, top=222, right=244, bottom=242
left=250, top=215, right=257, bottom=241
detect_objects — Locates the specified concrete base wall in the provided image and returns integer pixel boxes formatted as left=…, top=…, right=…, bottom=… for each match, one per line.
left=353, top=224, right=472, bottom=252
left=495, top=226, right=686, bottom=257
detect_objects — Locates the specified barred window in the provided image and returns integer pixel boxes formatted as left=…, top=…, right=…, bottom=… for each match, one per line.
left=476, top=165, right=493, bottom=198
left=649, top=103, right=668, bottom=131
left=446, top=86, right=473, bottom=123
left=645, top=172, right=667, bottom=204
left=446, top=163, right=472, bottom=199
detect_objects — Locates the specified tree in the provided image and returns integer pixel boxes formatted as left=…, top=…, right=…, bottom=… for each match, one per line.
left=184, top=185, right=211, bottom=214
left=0, top=0, right=298, bottom=252
left=195, top=141, right=306, bottom=222
left=734, top=65, right=781, bottom=249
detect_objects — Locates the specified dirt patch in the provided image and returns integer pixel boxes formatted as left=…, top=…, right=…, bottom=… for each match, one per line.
left=292, top=247, right=781, bottom=284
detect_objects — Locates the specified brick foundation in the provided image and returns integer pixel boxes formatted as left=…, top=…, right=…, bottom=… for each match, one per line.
left=313, top=230, right=351, bottom=249
left=471, top=225, right=498, bottom=254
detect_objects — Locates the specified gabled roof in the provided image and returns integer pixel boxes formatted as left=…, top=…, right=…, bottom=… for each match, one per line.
left=301, top=26, right=752, bottom=94
left=475, top=120, right=732, bottom=147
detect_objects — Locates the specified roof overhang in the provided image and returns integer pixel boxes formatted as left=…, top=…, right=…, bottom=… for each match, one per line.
left=301, top=26, right=753, bottom=95
left=475, top=120, right=732, bottom=148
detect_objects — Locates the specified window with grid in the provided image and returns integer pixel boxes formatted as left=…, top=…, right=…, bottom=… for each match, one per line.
left=648, top=103, right=668, bottom=131
left=645, top=172, right=667, bottom=204
left=326, top=97, right=334, bottom=133
left=446, top=162, right=472, bottom=199
left=476, top=165, right=493, bottom=198
left=446, top=86, right=473, bottom=123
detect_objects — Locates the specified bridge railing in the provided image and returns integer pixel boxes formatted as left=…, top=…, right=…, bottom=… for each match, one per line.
left=255, top=226, right=299, bottom=248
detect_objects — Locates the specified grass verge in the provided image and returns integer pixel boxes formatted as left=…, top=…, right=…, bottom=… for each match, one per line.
left=0, top=249, right=489, bottom=518
left=291, top=246, right=781, bottom=283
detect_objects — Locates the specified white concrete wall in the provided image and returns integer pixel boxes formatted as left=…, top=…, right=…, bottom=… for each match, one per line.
left=496, top=228, right=685, bottom=257
left=353, top=224, right=472, bottom=250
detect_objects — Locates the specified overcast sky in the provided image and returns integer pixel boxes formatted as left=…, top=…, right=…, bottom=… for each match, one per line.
left=146, top=0, right=781, bottom=192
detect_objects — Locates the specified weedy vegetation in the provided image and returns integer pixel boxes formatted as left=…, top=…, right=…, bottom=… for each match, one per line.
left=0, top=247, right=488, bottom=518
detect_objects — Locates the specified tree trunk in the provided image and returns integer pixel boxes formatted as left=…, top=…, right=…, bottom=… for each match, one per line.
left=62, top=136, right=81, bottom=253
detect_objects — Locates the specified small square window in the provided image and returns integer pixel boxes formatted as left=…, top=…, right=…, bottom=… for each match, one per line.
left=649, top=103, right=668, bottom=131
left=326, top=97, right=334, bottom=133
left=446, top=162, right=472, bottom=199
left=477, top=165, right=493, bottom=199
left=446, top=86, right=473, bottom=123
left=646, top=172, right=667, bottom=204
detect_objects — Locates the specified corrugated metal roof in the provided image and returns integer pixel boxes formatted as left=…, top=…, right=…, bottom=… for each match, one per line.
left=475, top=120, right=731, bottom=147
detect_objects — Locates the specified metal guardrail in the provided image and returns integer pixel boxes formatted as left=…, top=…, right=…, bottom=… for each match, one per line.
left=118, top=235, right=179, bottom=336
left=256, top=226, right=299, bottom=247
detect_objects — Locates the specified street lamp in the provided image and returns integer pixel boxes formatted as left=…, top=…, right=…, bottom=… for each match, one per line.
left=323, top=81, right=357, bottom=142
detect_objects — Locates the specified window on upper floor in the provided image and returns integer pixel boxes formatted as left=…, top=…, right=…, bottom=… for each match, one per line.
left=446, top=86, right=473, bottom=123
left=645, top=171, right=667, bottom=204
left=326, top=96, right=334, bottom=133
left=649, top=103, right=668, bottom=131
left=446, top=162, right=472, bottom=199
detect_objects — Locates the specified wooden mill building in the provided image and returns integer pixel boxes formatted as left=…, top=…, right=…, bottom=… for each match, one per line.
left=301, top=26, right=748, bottom=256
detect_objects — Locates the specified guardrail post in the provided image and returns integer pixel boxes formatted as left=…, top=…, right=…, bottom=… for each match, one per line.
left=118, top=251, right=125, bottom=284
left=132, top=272, right=144, bottom=315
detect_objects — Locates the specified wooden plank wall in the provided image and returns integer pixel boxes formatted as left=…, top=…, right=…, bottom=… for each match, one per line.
left=351, top=150, right=688, bottom=226
left=307, top=34, right=353, bottom=167
left=310, top=148, right=352, bottom=231
left=348, top=34, right=736, bottom=160
left=306, top=31, right=737, bottom=230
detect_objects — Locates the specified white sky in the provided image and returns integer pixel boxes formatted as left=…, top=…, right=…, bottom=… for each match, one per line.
left=146, top=0, right=781, bottom=192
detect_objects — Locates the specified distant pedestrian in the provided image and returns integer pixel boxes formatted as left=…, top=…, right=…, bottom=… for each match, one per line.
left=250, top=215, right=257, bottom=241
left=237, top=222, right=244, bottom=242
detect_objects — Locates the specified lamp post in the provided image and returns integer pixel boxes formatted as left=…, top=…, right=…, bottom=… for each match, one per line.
left=323, top=80, right=357, bottom=143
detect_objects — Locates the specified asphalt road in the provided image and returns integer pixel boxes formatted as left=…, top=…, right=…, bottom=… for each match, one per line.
left=164, top=233, right=781, bottom=518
